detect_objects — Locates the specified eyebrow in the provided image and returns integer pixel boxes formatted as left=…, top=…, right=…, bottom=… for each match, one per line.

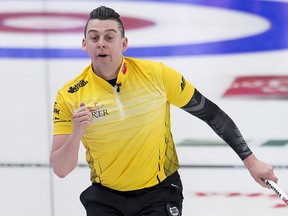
left=87, top=29, right=117, bottom=34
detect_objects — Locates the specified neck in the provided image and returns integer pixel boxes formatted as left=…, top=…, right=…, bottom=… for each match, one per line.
left=92, top=64, right=119, bottom=80
left=92, top=58, right=123, bottom=80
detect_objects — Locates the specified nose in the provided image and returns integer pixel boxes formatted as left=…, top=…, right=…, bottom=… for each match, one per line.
left=97, top=44, right=105, bottom=49
left=97, top=38, right=106, bottom=48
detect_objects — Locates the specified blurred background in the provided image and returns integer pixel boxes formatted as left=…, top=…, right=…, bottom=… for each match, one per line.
left=0, top=0, right=287, bottom=215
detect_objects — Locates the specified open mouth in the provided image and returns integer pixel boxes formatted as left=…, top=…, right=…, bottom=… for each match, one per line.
left=98, top=54, right=108, bottom=57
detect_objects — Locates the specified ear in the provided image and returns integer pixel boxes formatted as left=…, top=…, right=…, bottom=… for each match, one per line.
left=122, top=37, right=128, bottom=52
left=82, top=38, right=87, bottom=52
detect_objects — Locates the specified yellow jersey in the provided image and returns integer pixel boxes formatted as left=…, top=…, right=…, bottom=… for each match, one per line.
left=53, top=57, right=195, bottom=191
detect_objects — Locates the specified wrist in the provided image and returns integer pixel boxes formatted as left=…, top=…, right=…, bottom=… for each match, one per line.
left=243, top=154, right=257, bottom=169
left=71, top=128, right=85, bottom=140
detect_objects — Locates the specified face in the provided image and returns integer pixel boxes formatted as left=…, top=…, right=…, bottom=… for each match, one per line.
left=82, top=19, right=128, bottom=70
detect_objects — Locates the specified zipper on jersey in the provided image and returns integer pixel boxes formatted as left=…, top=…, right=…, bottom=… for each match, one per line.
left=113, top=86, right=124, bottom=117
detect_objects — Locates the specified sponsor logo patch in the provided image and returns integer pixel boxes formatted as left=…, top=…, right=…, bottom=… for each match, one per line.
left=68, top=79, right=88, bottom=93
left=180, top=76, right=186, bottom=92
left=87, top=103, right=109, bottom=119
left=166, top=203, right=180, bottom=216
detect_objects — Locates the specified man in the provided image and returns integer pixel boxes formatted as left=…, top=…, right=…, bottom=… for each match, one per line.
left=50, top=6, right=278, bottom=216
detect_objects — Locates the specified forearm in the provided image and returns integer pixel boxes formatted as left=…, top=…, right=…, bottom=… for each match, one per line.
left=181, top=89, right=278, bottom=187
left=204, top=105, right=252, bottom=160
left=181, top=89, right=252, bottom=160
left=50, top=133, right=82, bottom=178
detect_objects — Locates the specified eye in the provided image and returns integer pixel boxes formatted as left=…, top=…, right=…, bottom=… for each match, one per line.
left=105, top=35, right=114, bottom=41
left=90, top=35, right=99, bottom=41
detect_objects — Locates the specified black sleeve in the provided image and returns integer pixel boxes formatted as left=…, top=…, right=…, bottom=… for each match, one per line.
left=181, top=88, right=252, bottom=160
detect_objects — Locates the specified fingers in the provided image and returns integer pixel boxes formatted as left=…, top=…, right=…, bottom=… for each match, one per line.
left=260, top=175, right=279, bottom=190
left=257, top=167, right=278, bottom=189
left=265, top=170, right=279, bottom=184
left=258, top=179, right=269, bottom=188
left=73, top=102, right=92, bottom=128
left=247, top=159, right=278, bottom=189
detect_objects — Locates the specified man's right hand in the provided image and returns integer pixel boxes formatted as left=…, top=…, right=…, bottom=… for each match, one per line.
left=72, top=102, right=92, bottom=136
